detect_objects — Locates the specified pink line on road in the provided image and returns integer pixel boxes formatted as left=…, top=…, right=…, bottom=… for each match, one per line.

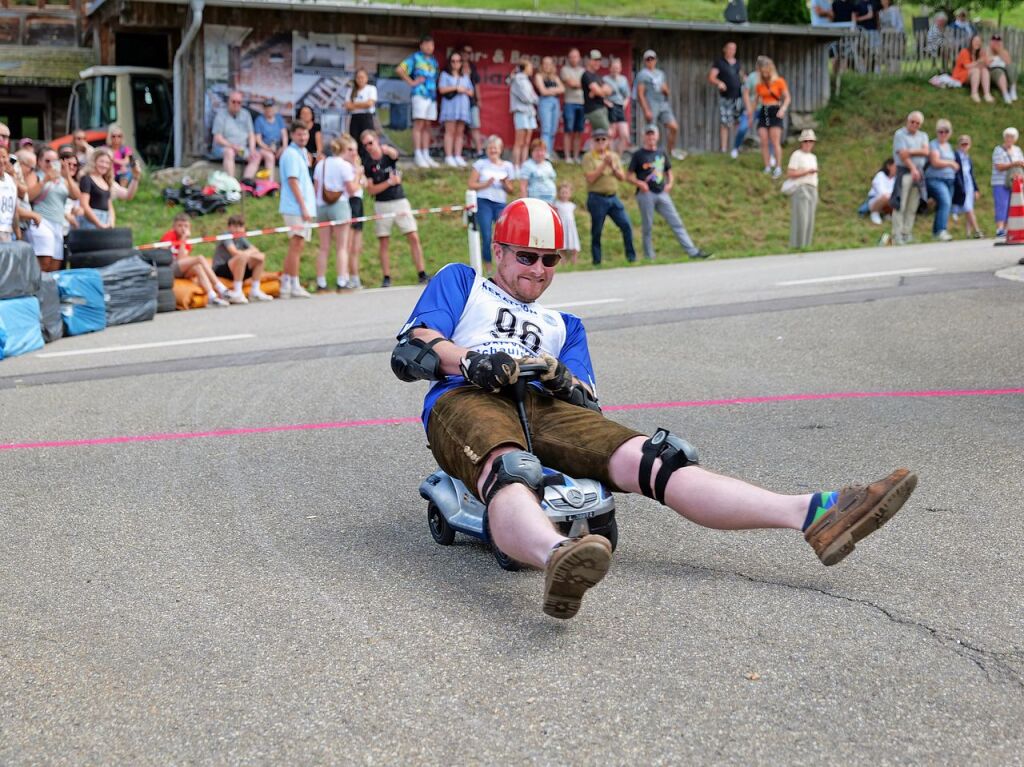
left=2, top=388, right=1022, bottom=452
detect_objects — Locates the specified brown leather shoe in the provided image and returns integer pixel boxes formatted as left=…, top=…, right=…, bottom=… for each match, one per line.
left=805, top=469, right=918, bottom=566
left=543, top=535, right=612, bottom=619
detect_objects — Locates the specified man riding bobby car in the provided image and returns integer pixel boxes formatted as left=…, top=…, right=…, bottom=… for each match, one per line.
left=391, top=198, right=918, bottom=620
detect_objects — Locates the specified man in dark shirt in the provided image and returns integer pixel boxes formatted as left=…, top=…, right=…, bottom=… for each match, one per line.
left=627, top=126, right=711, bottom=261
left=581, top=49, right=611, bottom=134
left=708, top=41, right=745, bottom=156
left=359, top=129, right=428, bottom=287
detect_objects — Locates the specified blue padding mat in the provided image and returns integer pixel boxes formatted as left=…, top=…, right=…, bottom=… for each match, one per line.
left=0, top=296, right=44, bottom=357
left=53, top=268, right=107, bottom=336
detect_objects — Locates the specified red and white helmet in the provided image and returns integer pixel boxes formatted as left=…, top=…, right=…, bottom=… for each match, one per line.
left=492, top=198, right=565, bottom=251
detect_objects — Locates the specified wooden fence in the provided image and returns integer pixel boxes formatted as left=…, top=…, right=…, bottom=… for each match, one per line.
left=839, top=25, right=1024, bottom=77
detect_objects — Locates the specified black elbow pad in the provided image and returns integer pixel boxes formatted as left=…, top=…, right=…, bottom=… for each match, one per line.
left=391, top=336, right=445, bottom=382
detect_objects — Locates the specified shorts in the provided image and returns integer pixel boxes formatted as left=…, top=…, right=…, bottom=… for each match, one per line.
left=646, top=102, right=676, bottom=129
left=317, top=197, right=351, bottom=224
left=411, top=95, right=438, bottom=122
left=282, top=214, right=313, bottom=242
left=350, top=195, right=364, bottom=231
left=210, top=144, right=247, bottom=161
left=585, top=107, right=610, bottom=132
left=608, top=104, right=626, bottom=123
left=513, top=111, right=538, bottom=131
left=427, top=386, right=642, bottom=495
left=757, top=105, right=783, bottom=129
left=470, top=105, right=481, bottom=130
left=27, top=217, right=63, bottom=259
left=172, top=259, right=186, bottom=278
left=374, top=197, right=418, bottom=238
left=563, top=103, right=585, bottom=133
left=214, top=262, right=253, bottom=280
left=718, top=96, right=744, bottom=126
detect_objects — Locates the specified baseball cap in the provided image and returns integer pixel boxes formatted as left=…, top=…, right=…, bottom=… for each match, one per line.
left=262, top=98, right=275, bottom=107
left=591, top=128, right=609, bottom=138
left=589, top=49, right=602, bottom=60
left=644, top=125, right=659, bottom=134
left=643, top=49, right=657, bottom=60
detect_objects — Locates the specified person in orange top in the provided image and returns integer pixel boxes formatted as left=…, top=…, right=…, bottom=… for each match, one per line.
left=953, top=35, right=994, bottom=102
left=753, top=57, right=791, bottom=178
left=161, top=212, right=230, bottom=307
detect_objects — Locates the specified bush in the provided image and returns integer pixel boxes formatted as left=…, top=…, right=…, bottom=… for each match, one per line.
left=748, top=0, right=811, bottom=24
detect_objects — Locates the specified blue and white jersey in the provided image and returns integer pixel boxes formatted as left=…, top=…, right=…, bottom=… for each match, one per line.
left=399, top=263, right=596, bottom=431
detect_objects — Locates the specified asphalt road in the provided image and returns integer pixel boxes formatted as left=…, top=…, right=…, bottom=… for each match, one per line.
left=2, top=240, right=1022, bottom=765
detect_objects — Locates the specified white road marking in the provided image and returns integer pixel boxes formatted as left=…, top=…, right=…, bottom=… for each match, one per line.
left=546, top=298, right=625, bottom=309
left=36, top=334, right=256, bottom=358
left=776, top=268, right=935, bottom=286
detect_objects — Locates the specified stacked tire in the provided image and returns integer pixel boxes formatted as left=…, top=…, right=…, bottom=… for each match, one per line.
left=67, top=228, right=176, bottom=313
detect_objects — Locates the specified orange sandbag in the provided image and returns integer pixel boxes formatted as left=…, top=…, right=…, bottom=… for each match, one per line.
left=216, top=270, right=282, bottom=298
left=173, top=278, right=208, bottom=310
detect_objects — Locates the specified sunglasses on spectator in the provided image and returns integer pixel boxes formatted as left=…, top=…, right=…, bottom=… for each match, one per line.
left=362, top=139, right=376, bottom=147
left=594, top=136, right=609, bottom=142
left=937, top=128, right=950, bottom=133
left=503, top=245, right=561, bottom=267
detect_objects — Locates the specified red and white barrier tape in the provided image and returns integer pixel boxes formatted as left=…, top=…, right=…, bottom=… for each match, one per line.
left=136, top=203, right=471, bottom=251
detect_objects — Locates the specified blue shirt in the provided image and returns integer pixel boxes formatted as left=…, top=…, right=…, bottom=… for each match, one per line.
left=400, top=51, right=439, bottom=99
left=518, top=159, right=558, bottom=202
left=253, top=113, right=286, bottom=148
left=399, top=263, right=595, bottom=431
left=279, top=143, right=315, bottom=216
left=925, top=139, right=957, bottom=181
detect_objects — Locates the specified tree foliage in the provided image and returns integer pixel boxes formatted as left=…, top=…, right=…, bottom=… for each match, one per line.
left=748, top=0, right=811, bottom=25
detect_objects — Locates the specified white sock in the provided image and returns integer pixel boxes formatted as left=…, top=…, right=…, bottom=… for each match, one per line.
left=208, top=290, right=218, bottom=299
left=233, top=281, right=243, bottom=293
left=316, top=276, right=327, bottom=288
left=281, top=274, right=292, bottom=291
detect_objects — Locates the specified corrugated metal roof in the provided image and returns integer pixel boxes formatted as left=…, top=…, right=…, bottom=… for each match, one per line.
left=0, top=46, right=97, bottom=87
left=87, top=0, right=848, bottom=38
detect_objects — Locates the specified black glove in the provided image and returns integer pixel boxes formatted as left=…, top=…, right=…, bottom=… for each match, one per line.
left=459, top=351, right=520, bottom=392
left=522, top=353, right=574, bottom=393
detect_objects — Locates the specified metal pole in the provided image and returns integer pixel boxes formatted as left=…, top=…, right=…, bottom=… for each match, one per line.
left=465, top=189, right=482, bottom=274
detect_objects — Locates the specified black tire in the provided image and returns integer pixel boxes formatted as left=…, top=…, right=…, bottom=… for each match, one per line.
left=67, top=247, right=136, bottom=269
left=141, top=248, right=173, bottom=267
left=591, top=517, right=619, bottom=552
left=493, top=544, right=522, bottom=571
left=156, top=289, right=177, bottom=313
left=67, top=227, right=132, bottom=252
left=427, top=503, right=456, bottom=546
left=156, top=265, right=173, bottom=289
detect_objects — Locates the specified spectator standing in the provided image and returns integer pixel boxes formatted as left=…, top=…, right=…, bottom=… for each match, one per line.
left=925, top=12, right=952, bottom=59
left=71, top=130, right=94, bottom=171
left=878, top=0, right=902, bottom=31
left=278, top=119, right=315, bottom=299
left=889, top=111, right=930, bottom=245
left=397, top=35, right=440, bottom=169
left=987, top=35, right=1017, bottom=104
left=212, top=214, right=274, bottom=303
left=953, top=35, right=994, bottom=102
left=708, top=42, right=745, bottom=158
left=534, top=56, right=565, bottom=157
left=866, top=157, right=896, bottom=225
left=105, top=124, right=135, bottom=185
left=582, top=128, right=635, bottom=265
left=952, top=134, right=982, bottom=238
left=991, top=127, right=1024, bottom=238
left=0, top=143, right=21, bottom=242
left=253, top=98, right=287, bottom=175
left=553, top=181, right=580, bottom=265
left=509, top=58, right=539, bottom=169
left=361, top=129, right=429, bottom=287
left=560, top=49, right=586, bottom=164
left=77, top=148, right=117, bottom=229
left=296, top=105, right=323, bottom=171
left=786, top=129, right=819, bottom=249
left=810, top=0, right=836, bottom=26
left=627, top=125, right=712, bottom=261
left=468, top=135, right=517, bottom=272
left=26, top=147, right=79, bottom=272
left=754, top=57, right=791, bottom=178
left=462, top=44, right=485, bottom=158
left=161, top=213, right=230, bottom=306
left=346, top=159, right=367, bottom=290
left=581, top=50, right=611, bottom=137
left=518, top=138, right=558, bottom=203
left=345, top=68, right=378, bottom=167
left=603, top=57, right=631, bottom=154
left=439, top=51, right=473, bottom=168
left=313, top=135, right=360, bottom=292
left=636, top=50, right=680, bottom=156
left=212, top=92, right=262, bottom=180
left=925, top=119, right=959, bottom=241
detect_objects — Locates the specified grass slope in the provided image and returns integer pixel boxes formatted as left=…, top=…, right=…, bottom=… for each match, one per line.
left=120, top=75, right=1018, bottom=288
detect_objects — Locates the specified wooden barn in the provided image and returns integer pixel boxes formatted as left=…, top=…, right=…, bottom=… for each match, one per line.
left=83, top=0, right=845, bottom=162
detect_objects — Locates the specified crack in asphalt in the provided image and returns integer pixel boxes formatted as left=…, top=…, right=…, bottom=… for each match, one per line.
left=688, top=563, right=1024, bottom=691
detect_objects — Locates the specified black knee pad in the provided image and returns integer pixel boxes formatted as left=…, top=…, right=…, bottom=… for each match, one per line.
left=639, top=428, right=699, bottom=505
left=481, top=450, right=545, bottom=505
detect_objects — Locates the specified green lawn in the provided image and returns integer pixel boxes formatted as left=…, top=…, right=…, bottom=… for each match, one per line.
left=121, top=74, right=1018, bottom=288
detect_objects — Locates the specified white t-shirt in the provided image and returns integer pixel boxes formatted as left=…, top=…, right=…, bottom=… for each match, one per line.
left=868, top=170, right=895, bottom=201
left=473, top=158, right=516, bottom=204
left=348, top=84, right=378, bottom=115
left=0, top=173, right=17, bottom=232
left=314, top=156, right=356, bottom=207
left=787, top=149, right=818, bottom=188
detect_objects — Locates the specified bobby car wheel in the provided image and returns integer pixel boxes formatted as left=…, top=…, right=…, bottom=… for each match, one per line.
left=427, top=503, right=456, bottom=546
left=492, top=544, right=522, bottom=572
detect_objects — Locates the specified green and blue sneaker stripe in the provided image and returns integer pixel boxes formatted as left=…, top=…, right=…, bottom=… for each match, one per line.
left=802, top=490, right=838, bottom=532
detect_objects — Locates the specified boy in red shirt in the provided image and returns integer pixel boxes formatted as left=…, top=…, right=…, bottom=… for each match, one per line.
left=161, top=213, right=230, bottom=306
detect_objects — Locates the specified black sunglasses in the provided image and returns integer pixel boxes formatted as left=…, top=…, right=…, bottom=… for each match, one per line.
left=504, top=246, right=560, bottom=267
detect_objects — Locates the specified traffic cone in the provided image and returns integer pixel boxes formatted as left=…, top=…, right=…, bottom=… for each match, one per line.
left=996, top=174, right=1024, bottom=247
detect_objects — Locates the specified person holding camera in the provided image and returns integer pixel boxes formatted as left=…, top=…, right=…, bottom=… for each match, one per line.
left=25, top=146, right=80, bottom=271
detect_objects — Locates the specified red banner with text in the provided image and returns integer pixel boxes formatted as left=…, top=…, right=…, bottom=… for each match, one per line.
left=432, top=31, right=633, bottom=152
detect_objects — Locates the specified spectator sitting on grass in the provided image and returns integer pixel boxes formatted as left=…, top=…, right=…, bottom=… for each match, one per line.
left=952, top=35, right=994, bottom=103
left=161, top=212, right=230, bottom=307
left=925, top=12, right=953, bottom=59
left=213, top=214, right=274, bottom=304
left=865, top=158, right=896, bottom=225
